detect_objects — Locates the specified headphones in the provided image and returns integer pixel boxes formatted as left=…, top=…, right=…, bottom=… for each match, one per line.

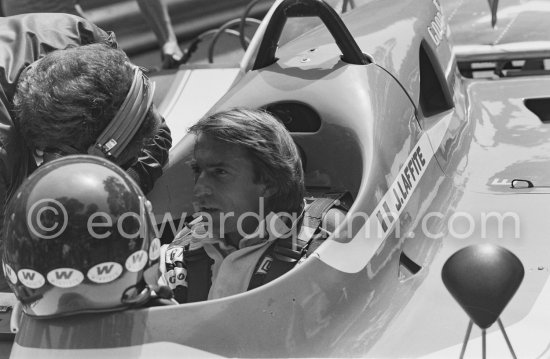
left=88, top=66, right=155, bottom=163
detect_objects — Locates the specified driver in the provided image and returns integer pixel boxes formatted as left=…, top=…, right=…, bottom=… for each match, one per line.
left=159, top=108, right=348, bottom=303
left=0, top=13, right=172, bottom=292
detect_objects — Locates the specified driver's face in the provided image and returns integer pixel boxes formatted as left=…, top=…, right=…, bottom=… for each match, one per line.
left=191, top=134, right=268, bottom=240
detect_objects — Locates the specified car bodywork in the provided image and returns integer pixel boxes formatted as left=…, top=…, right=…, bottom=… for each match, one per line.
left=6, top=0, right=550, bottom=357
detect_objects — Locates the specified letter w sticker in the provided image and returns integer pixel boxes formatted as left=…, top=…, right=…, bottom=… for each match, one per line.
left=48, top=268, right=84, bottom=288
left=21, top=271, right=36, bottom=280
left=96, top=264, right=114, bottom=275
left=18, top=269, right=45, bottom=289
left=55, top=271, right=73, bottom=279
left=131, top=252, right=145, bottom=263
left=88, top=262, right=123, bottom=283
left=126, top=250, right=148, bottom=272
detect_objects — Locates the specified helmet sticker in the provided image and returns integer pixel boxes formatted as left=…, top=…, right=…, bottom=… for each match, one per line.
left=47, top=268, right=84, bottom=288
left=18, top=269, right=45, bottom=289
left=87, top=262, right=123, bottom=283
left=125, top=250, right=148, bottom=272
left=149, top=238, right=161, bottom=261
left=3, top=262, right=18, bottom=284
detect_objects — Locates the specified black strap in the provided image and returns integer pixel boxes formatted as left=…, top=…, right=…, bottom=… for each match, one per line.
left=248, top=192, right=350, bottom=290
left=183, top=248, right=213, bottom=303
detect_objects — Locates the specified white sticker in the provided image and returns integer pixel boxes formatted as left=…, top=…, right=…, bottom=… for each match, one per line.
left=149, top=238, right=161, bottom=261
left=18, top=269, right=45, bottom=289
left=47, top=268, right=84, bottom=288
left=125, top=250, right=148, bottom=272
left=317, top=132, right=437, bottom=274
left=87, top=262, right=123, bottom=284
left=3, top=262, right=17, bottom=284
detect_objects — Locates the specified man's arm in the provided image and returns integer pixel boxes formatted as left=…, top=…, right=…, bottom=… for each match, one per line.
left=0, top=13, right=116, bottom=100
left=135, top=0, right=183, bottom=69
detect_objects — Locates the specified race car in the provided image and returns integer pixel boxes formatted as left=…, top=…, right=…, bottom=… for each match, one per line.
left=5, top=0, right=550, bottom=357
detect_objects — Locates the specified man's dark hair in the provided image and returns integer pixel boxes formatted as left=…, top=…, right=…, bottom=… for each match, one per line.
left=13, top=43, right=159, bottom=163
left=189, top=108, right=305, bottom=214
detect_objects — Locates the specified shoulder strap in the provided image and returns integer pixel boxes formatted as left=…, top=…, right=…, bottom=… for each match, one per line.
left=248, top=192, right=350, bottom=290
left=183, top=247, right=214, bottom=303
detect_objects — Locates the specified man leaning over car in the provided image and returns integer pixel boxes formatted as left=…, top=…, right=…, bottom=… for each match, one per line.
left=0, top=13, right=172, bottom=292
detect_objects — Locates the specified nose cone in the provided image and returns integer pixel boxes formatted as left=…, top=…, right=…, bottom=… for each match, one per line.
left=442, top=244, right=524, bottom=329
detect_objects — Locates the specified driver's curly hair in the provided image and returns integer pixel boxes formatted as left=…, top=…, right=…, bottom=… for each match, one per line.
left=13, top=43, right=159, bottom=163
left=189, top=108, right=305, bottom=214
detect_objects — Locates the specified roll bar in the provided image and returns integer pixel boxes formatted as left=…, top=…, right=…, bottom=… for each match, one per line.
left=252, top=0, right=370, bottom=70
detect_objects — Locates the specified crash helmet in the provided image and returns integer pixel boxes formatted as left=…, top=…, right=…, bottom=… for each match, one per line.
left=2, top=155, right=161, bottom=318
